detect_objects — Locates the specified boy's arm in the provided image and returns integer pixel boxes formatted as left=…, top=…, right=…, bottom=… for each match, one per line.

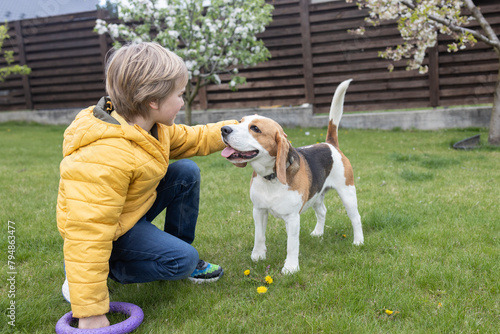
left=165, top=120, right=238, bottom=159
left=59, top=145, right=132, bottom=319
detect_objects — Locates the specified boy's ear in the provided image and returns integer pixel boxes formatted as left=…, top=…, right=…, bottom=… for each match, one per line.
left=149, top=101, right=159, bottom=110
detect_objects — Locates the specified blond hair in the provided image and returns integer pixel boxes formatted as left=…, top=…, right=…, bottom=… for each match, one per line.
left=105, top=42, right=188, bottom=122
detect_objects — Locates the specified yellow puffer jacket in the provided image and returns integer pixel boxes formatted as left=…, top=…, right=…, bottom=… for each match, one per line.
left=57, top=97, right=237, bottom=318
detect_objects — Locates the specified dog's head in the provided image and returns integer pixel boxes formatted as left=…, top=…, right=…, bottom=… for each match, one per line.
left=221, top=115, right=290, bottom=184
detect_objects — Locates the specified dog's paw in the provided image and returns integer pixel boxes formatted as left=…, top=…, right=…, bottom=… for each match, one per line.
left=310, top=229, right=324, bottom=237
left=251, top=250, right=266, bottom=262
left=353, top=237, right=364, bottom=246
left=281, top=262, right=299, bottom=275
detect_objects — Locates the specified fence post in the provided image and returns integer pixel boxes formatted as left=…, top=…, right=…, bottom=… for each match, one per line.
left=14, top=21, right=33, bottom=110
left=299, top=0, right=315, bottom=108
left=428, top=45, right=440, bottom=107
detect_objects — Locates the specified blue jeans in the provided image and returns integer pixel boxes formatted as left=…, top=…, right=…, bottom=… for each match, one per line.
left=108, top=160, right=200, bottom=284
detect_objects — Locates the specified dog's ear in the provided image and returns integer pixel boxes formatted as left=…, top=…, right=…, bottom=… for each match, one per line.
left=275, top=130, right=289, bottom=184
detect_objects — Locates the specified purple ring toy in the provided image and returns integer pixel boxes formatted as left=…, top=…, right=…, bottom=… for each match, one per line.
left=55, top=302, right=144, bottom=334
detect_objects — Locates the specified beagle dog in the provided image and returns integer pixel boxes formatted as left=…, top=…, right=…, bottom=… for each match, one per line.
left=221, top=80, right=363, bottom=274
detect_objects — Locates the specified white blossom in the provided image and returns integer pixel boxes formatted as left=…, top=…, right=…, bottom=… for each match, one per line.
left=168, top=30, right=179, bottom=38
left=108, top=24, right=119, bottom=38
left=213, top=74, right=221, bottom=85
left=185, top=60, right=196, bottom=71
left=353, top=0, right=479, bottom=73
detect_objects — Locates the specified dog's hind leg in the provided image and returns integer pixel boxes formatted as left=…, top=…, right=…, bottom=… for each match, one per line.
left=335, top=185, right=364, bottom=245
left=310, top=194, right=327, bottom=237
left=251, top=207, right=268, bottom=262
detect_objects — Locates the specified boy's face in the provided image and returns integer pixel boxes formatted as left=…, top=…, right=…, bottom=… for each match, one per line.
left=150, top=86, right=185, bottom=126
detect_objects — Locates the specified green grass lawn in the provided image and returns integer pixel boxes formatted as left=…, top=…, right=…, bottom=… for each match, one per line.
left=0, top=122, right=498, bottom=333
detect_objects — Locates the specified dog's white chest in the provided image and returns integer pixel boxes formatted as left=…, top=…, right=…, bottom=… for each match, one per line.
left=250, top=178, right=303, bottom=217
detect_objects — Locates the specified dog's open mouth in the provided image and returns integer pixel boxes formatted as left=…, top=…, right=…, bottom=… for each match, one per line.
left=221, top=146, right=259, bottom=161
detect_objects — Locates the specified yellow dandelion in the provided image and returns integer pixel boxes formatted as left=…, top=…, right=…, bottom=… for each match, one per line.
left=244, top=269, right=250, bottom=276
left=438, top=302, right=442, bottom=308
left=265, top=276, right=273, bottom=284
left=342, top=234, right=347, bottom=238
left=257, top=286, right=268, bottom=294
left=385, top=309, right=394, bottom=315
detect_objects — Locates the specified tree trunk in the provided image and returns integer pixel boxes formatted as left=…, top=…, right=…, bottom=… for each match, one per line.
left=184, top=102, right=192, bottom=126
left=184, top=82, right=194, bottom=126
left=183, top=79, right=202, bottom=126
left=488, top=58, right=500, bottom=146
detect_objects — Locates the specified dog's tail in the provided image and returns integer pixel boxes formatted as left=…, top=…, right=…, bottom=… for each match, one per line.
left=326, top=79, right=352, bottom=148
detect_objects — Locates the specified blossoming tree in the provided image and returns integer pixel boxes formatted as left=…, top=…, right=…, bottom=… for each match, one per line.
left=0, top=23, right=31, bottom=82
left=95, top=0, right=273, bottom=125
left=350, top=0, right=500, bottom=145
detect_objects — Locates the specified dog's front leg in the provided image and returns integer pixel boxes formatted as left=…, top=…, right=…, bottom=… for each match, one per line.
left=251, top=207, right=268, bottom=262
left=282, top=214, right=301, bottom=274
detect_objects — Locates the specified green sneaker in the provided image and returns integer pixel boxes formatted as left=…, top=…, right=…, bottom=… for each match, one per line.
left=188, top=260, right=224, bottom=284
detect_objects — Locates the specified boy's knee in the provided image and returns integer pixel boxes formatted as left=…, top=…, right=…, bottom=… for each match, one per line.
left=160, top=245, right=198, bottom=279
left=182, top=246, right=199, bottom=276
left=174, top=160, right=200, bottom=184
left=181, top=159, right=200, bottom=176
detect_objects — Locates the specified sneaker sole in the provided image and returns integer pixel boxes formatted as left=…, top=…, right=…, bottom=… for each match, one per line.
left=187, top=270, right=224, bottom=284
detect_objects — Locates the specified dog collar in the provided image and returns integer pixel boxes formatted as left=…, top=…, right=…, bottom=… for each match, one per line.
left=264, top=173, right=276, bottom=181
left=263, top=156, right=294, bottom=181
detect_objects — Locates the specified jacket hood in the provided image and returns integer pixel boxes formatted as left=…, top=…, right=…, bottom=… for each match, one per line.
left=62, top=97, right=167, bottom=163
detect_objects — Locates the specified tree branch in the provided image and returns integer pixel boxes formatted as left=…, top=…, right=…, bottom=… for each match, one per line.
left=400, top=0, right=499, bottom=49
left=463, top=0, right=500, bottom=54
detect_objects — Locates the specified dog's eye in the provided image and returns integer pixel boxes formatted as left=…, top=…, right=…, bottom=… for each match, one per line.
left=250, top=125, right=261, bottom=133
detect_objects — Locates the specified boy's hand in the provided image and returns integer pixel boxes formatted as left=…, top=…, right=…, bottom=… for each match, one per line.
left=79, top=314, right=110, bottom=329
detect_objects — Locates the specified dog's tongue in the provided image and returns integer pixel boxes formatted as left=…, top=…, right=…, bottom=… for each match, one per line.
left=221, top=146, right=237, bottom=158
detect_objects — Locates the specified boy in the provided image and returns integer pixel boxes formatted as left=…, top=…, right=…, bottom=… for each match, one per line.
left=57, top=42, right=237, bottom=329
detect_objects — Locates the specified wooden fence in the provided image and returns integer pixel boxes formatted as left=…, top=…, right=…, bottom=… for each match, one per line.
left=1, top=0, right=499, bottom=114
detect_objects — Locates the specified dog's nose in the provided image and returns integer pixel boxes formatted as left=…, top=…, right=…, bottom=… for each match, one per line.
left=221, top=126, right=233, bottom=137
